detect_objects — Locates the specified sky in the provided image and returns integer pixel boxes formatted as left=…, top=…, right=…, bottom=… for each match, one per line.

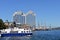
left=0, top=0, right=60, bottom=27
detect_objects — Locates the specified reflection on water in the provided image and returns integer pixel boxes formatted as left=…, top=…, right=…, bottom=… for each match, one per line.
left=0, top=36, right=32, bottom=40
left=0, top=30, right=60, bottom=40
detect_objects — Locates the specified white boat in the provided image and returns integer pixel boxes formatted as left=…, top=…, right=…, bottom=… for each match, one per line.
left=0, top=27, right=32, bottom=37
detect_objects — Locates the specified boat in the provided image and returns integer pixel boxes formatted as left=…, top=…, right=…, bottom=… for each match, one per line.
left=0, top=27, right=32, bottom=37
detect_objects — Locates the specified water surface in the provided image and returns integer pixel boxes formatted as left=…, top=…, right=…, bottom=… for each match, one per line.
left=0, top=30, right=60, bottom=40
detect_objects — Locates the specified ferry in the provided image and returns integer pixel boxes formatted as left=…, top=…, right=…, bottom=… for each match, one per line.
left=0, top=27, right=32, bottom=37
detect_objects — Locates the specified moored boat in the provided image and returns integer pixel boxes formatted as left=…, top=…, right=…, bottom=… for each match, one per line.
left=0, top=27, right=32, bottom=37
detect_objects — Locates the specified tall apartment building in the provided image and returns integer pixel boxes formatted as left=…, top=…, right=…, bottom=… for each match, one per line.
left=13, top=11, right=25, bottom=25
left=13, top=10, right=36, bottom=27
left=26, top=10, right=36, bottom=27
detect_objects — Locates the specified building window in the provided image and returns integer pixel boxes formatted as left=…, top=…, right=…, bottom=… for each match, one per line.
left=21, top=31, right=23, bottom=33
left=24, top=31, right=25, bottom=33
left=27, top=31, right=28, bottom=33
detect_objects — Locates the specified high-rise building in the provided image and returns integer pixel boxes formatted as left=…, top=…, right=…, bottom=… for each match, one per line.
left=13, top=11, right=25, bottom=25
left=13, top=10, right=36, bottom=27
left=26, top=10, right=36, bottom=27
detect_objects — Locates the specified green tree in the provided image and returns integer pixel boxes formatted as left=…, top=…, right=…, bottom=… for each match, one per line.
left=0, top=19, right=6, bottom=29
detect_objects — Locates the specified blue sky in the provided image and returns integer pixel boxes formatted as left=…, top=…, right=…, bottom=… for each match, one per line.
left=0, top=0, right=60, bottom=27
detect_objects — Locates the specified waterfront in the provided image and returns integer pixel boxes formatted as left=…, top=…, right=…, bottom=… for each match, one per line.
left=0, top=30, right=60, bottom=40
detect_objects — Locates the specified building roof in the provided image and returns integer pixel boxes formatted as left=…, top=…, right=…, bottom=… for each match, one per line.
left=26, top=10, right=36, bottom=16
left=13, top=11, right=23, bottom=16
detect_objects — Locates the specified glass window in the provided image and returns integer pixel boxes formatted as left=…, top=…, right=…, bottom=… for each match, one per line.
left=24, top=31, right=25, bottom=33
left=21, top=31, right=23, bottom=33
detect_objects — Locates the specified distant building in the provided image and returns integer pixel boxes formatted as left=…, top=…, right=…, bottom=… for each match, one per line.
left=26, top=10, right=36, bottom=27
left=13, top=11, right=25, bottom=25
left=4, top=22, right=13, bottom=27
left=13, top=10, right=36, bottom=27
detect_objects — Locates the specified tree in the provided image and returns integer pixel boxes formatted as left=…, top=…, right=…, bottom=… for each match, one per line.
left=0, top=19, right=6, bottom=29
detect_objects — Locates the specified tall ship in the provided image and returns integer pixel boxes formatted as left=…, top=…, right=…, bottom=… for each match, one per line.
left=0, top=27, right=32, bottom=37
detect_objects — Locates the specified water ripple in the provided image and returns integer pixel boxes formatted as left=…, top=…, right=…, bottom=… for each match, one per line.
left=0, top=30, right=60, bottom=40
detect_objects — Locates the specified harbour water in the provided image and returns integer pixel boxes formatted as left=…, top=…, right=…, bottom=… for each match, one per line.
left=0, top=30, right=60, bottom=40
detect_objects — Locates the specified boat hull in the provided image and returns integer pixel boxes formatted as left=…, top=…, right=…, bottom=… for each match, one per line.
left=1, top=33, right=32, bottom=37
